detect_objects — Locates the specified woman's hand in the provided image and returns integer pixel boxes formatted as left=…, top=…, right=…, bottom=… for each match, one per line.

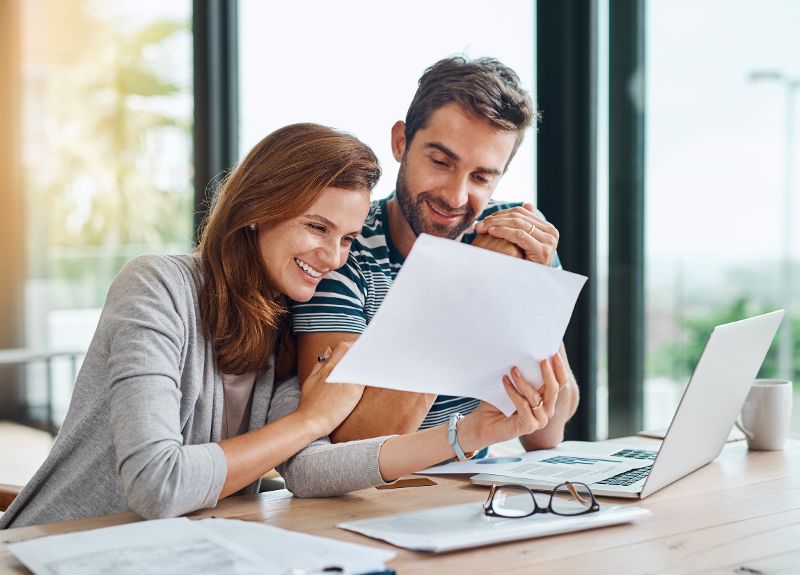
left=376, top=353, right=572, bottom=483
left=459, top=352, right=571, bottom=449
left=296, top=342, right=365, bottom=438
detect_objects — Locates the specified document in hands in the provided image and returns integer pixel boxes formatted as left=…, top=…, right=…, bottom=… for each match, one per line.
left=327, top=234, right=587, bottom=415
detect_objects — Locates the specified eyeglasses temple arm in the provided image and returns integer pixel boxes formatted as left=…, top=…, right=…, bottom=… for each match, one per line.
left=565, top=482, right=590, bottom=506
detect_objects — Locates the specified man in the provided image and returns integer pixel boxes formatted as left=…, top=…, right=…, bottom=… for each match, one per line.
left=293, top=56, right=579, bottom=452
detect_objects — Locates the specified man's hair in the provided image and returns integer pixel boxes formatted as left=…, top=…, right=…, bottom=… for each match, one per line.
left=404, top=56, right=538, bottom=163
left=197, top=123, right=381, bottom=374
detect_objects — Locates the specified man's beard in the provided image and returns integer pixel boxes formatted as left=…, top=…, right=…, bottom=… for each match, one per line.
left=395, top=161, right=476, bottom=239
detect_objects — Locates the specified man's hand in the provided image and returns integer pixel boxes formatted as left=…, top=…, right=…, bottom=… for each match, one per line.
left=471, top=234, right=524, bottom=258
left=473, top=203, right=559, bottom=266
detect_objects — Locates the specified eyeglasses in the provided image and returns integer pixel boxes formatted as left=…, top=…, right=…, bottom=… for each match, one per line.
left=483, top=481, right=600, bottom=518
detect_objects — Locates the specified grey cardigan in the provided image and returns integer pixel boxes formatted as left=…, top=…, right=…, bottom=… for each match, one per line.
left=0, top=255, right=387, bottom=528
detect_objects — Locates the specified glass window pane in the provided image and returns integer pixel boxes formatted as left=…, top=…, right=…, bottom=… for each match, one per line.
left=20, top=0, right=193, bottom=425
left=239, top=0, right=536, bottom=204
left=645, top=0, right=800, bottom=435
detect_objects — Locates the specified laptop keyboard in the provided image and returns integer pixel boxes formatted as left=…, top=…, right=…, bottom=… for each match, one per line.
left=610, top=448, right=658, bottom=460
left=596, top=464, right=653, bottom=486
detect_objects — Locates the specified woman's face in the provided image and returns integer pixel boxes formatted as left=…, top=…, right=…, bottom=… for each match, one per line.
left=257, top=186, right=371, bottom=302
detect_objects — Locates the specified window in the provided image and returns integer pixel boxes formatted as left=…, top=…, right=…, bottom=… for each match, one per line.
left=644, top=0, right=800, bottom=435
left=239, top=0, right=536, bottom=203
left=18, top=0, right=193, bottom=425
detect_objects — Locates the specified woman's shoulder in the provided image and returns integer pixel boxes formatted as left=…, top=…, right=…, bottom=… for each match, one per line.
left=105, top=254, right=202, bottom=317
left=114, top=254, right=199, bottom=291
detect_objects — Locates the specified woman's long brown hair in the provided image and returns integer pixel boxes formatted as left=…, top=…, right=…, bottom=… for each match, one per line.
left=197, top=123, right=380, bottom=375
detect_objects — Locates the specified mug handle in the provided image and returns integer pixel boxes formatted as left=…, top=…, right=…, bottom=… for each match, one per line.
left=735, top=415, right=754, bottom=441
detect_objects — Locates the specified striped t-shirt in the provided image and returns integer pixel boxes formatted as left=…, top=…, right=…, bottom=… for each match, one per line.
left=292, top=196, right=560, bottom=429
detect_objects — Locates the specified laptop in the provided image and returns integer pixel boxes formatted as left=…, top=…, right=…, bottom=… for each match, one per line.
left=471, top=310, right=784, bottom=499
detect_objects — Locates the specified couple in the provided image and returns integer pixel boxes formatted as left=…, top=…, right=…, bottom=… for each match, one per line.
left=1, top=56, right=579, bottom=528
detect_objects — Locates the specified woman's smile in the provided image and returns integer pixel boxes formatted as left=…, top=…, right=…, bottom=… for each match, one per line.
left=294, top=257, right=324, bottom=279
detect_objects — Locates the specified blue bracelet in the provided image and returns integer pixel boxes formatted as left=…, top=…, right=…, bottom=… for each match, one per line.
left=448, top=413, right=470, bottom=461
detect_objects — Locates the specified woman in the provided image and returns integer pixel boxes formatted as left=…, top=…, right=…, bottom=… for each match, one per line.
left=0, top=123, right=566, bottom=528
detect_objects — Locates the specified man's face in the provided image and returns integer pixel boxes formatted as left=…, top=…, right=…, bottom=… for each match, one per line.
left=393, top=102, right=518, bottom=239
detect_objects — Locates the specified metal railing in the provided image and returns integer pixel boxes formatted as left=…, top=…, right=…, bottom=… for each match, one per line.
left=0, top=348, right=86, bottom=435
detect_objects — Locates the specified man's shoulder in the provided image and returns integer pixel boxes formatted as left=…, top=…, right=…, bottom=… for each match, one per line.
left=349, top=198, right=392, bottom=263
left=363, top=198, right=385, bottom=230
left=356, top=199, right=387, bottom=244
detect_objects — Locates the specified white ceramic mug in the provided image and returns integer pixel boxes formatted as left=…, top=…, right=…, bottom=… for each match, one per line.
left=735, top=379, right=793, bottom=450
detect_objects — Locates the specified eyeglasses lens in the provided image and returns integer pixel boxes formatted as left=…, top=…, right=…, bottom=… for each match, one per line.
left=491, top=486, right=536, bottom=517
left=551, top=482, right=594, bottom=515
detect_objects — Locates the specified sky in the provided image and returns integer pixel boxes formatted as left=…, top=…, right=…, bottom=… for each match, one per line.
left=646, top=0, right=800, bottom=261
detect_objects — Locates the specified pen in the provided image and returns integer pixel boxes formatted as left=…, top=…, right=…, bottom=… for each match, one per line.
left=283, top=568, right=395, bottom=575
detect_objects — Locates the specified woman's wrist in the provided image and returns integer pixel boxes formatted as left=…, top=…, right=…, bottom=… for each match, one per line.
left=457, top=413, right=488, bottom=454
left=288, top=407, right=331, bottom=442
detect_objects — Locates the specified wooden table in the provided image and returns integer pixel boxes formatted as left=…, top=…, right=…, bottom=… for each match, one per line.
left=2, top=437, right=799, bottom=574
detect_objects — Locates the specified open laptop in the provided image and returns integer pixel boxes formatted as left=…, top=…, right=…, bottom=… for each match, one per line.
left=471, top=310, right=784, bottom=499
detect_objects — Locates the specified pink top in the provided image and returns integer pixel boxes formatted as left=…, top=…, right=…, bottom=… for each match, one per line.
left=221, top=372, right=257, bottom=439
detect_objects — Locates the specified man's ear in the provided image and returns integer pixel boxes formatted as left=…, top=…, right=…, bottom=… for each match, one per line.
left=390, top=121, right=407, bottom=162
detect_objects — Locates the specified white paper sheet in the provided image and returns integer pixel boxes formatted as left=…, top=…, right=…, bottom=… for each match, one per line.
left=8, top=517, right=394, bottom=575
left=327, top=234, right=587, bottom=415
left=8, top=518, right=263, bottom=575
left=200, top=518, right=394, bottom=575
left=339, top=498, right=651, bottom=553
left=417, top=449, right=651, bottom=486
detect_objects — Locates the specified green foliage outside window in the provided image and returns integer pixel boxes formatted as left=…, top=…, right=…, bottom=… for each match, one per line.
left=26, top=4, right=192, bottom=307
left=649, top=297, right=798, bottom=382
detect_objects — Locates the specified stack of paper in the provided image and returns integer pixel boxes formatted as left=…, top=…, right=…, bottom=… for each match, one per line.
left=9, top=517, right=394, bottom=575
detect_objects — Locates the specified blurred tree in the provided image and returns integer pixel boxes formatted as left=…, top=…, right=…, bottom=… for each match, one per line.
left=26, top=1, right=192, bottom=301
left=649, top=297, right=798, bottom=382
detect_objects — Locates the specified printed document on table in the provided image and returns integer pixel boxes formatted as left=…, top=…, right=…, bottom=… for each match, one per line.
left=327, top=234, right=587, bottom=415
left=8, top=518, right=264, bottom=575
left=339, top=498, right=652, bottom=553
left=199, top=518, right=394, bottom=575
left=8, top=517, right=394, bottom=575
left=417, top=449, right=651, bottom=485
